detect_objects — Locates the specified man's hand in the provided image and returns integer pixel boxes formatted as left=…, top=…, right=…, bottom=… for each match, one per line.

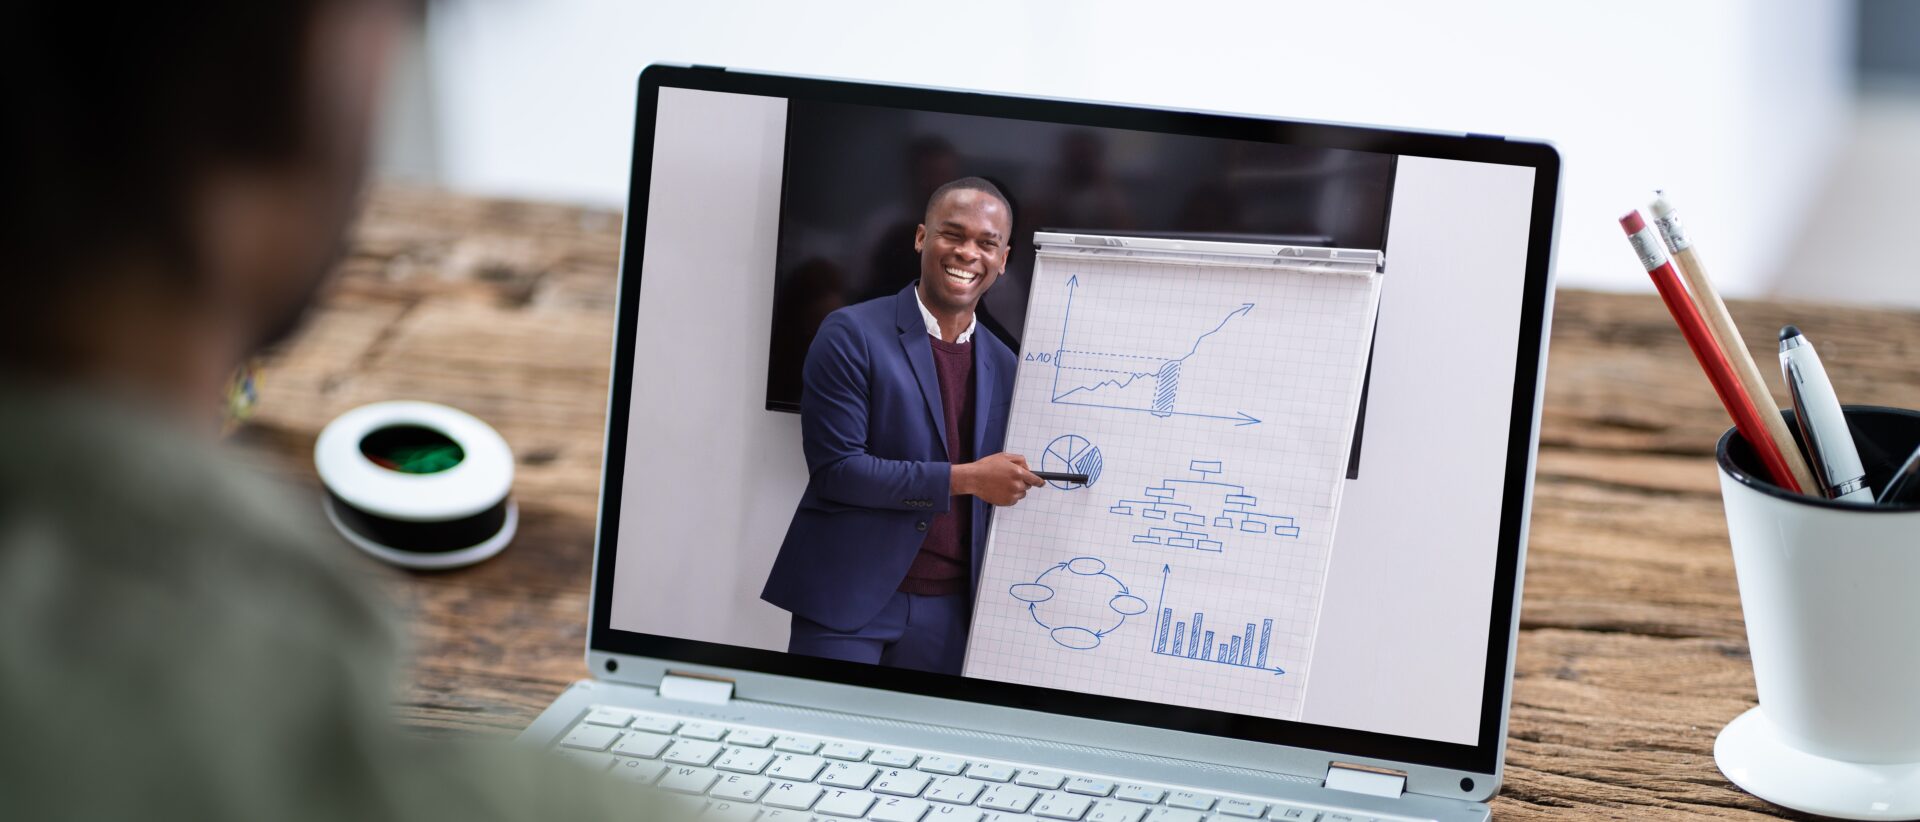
left=953, top=452, right=1045, bottom=507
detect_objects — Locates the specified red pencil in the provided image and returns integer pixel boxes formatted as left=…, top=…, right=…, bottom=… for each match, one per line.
left=1620, top=210, right=1803, bottom=493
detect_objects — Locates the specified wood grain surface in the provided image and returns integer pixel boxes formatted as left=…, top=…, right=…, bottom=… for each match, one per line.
left=235, top=186, right=1920, bottom=819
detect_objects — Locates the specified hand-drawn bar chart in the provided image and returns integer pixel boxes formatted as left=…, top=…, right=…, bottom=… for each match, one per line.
left=1028, top=275, right=1262, bottom=426
left=1110, top=459, right=1301, bottom=552
left=1149, top=565, right=1285, bottom=674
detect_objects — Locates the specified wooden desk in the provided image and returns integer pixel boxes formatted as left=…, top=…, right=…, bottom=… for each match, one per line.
left=239, top=187, right=1920, bottom=819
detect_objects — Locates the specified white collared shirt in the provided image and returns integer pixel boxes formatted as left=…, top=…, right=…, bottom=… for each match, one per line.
left=914, top=284, right=976, bottom=344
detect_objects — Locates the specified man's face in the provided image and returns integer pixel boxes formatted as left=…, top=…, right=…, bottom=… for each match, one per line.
left=915, top=188, right=1012, bottom=315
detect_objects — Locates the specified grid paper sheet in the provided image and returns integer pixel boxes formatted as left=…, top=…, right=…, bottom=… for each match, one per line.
left=963, top=241, right=1382, bottom=722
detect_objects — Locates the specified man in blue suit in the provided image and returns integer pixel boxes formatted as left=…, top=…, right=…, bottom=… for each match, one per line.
left=764, top=177, right=1043, bottom=676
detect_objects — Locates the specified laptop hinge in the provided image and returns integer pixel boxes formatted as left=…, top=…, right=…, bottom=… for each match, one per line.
left=658, top=672, right=735, bottom=705
left=1323, top=763, right=1407, bottom=799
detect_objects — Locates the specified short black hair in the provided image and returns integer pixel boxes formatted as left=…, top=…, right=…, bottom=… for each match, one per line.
left=924, top=176, right=1014, bottom=224
left=3, top=3, right=339, bottom=279
left=0, top=0, right=414, bottom=361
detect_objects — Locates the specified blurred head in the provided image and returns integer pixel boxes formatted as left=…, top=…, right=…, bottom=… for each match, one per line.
left=0, top=0, right=412, bottom=395
left=914, top=177, right=1013, bottom=318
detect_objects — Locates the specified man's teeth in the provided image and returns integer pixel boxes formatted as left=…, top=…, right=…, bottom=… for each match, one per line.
left=945, top=267, right=978, bottom=282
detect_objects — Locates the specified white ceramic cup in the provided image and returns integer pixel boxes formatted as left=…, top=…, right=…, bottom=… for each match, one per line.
left=1715, top=406, right=1920, bottom=819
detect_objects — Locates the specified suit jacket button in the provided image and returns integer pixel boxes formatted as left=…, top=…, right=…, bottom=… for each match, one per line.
left=915, top=521, right=928, bottom=532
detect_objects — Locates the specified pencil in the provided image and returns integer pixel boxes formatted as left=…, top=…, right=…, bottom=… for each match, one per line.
left=1620, top=210, right=1804, bottom=493
left=1649, top=192, right=1818, bottom=493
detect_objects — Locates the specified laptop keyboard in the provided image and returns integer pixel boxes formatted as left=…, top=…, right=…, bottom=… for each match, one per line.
left=551, top=706, right=1400, bottom=822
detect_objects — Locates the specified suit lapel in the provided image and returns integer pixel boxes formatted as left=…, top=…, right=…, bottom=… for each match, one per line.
left=896, top=287, right=949, bottom=459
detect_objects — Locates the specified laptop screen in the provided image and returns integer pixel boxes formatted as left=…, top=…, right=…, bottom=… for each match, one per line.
left=595, top=67, right=1556, bottom=778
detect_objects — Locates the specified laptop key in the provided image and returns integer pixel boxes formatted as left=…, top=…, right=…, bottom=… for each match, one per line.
left=980, top=813, right=1039, bottom=822
left=871, top=797, right=932, bottom=822
left=665, top=740, right=725, bottom=766
left=612, top=757, right=668, bottom=784
left=924, top=776, right=986, bottom=804
left=766, top=754, right=829, bottom=782
left=1165, top=792, right=1215, bottom=811
left=1215, top=799, right=1265, bottom=818
left=1032, top=793, right=1093, bottom=820
left=1063, top=778, right=1112, bottom=797
left=927, top=806, right=983, bottom=822
left=775, top=736, right=824, bottom=754
left=822, top=741, right=871, bottom=761
left=716, top=748, right=776, bottom=774
left=614, top=731, right=674, bottom=759
left=1271, top=808, right=1314, bottom=820
left=559, top=724, right=621, bottom=752
left=584, top=707, right=635, bottom=728
left=979, top=786, right=1040, bottom=813
left=725, top=729, right=771, bottom=749
left=1013, top=770, right=1065, bottom=790
left=872, top=769, right=933, bottom=797
left=705, top=801, right=762, bottom=822
left=763, top=781, right=825, bottom=810
left=918, top=756, right=967, bottom=775
left=633, top=714, right=683, bottom=734
left=814, top=789, right=878, bottom=818
left=711, top=774, right=772, bottom=802
left=682, top=722, right=729, bottom=741
left=820, top=763, right=879, bottom=789
left=728, top=729, right=777, bottom=748
left=660, top=765, right=722, bottom=794
left=965, top=763, right=1017, bottom=783
left=1084, top=801, right=1144, bottom=822
left=871, top=749, right=919, bottom=768
left=1143, top=810, right=1203, bottom=822
left=1112, top=786, right=1163, bottom=804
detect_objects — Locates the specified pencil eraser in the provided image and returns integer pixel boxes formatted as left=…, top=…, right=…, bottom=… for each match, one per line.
left=1780, top=325, right=1802, bottom=341
left=1619, top=210, right=1647, bottom=234
left=1649, top=192, right=1675, bottom=218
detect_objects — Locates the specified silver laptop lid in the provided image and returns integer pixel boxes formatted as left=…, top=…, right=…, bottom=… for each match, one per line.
left=584, top=65, right=1559, bottom=804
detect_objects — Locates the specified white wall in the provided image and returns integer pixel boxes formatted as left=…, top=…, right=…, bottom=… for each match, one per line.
left=420, top=0, right=1851, bottom=296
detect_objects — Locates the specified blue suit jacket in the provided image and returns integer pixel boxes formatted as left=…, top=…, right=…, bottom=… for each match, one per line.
left=763, top=284, right=1016, bottom=632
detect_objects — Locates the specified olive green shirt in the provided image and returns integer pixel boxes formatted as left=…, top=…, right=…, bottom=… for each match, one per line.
left=0, top=382, right=648, bottom=821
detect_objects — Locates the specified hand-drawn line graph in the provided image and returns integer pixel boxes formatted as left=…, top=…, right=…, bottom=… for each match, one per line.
left=1008, top=557, right=1150, bottom=650
left=1109, top=459, right=1301, bottom=552
left=1150, top=564, right=1287, bottom=675
left=1023, top=275, right=1262, bottom=426
left=1040, top=434, right=1104, bottom=490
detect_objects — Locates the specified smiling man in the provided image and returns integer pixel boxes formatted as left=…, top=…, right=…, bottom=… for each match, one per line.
left=763, top=177, right=1043, bottom=676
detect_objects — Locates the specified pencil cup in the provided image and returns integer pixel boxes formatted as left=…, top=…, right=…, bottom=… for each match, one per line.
left=1714, top=405, right=1920, bottom=820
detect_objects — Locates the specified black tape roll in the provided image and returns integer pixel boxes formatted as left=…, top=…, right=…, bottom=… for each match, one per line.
left=325, top=490, right=511, bottom=553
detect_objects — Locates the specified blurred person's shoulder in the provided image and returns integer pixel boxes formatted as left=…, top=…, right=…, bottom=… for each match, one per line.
left=0, top=378, right=385, bottom=620
left=0, top=376, right=400, bottom=706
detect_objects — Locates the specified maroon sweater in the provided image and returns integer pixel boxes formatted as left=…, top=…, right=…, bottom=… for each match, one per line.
left=898, top=336, right=974, bottom=596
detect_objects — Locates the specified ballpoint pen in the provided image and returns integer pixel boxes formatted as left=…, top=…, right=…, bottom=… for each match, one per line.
left=1779, top=325, right=1874, bottom=502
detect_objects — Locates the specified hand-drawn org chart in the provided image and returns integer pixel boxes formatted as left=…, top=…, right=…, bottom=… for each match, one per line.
left=965, top=232, right=1384, bottom=723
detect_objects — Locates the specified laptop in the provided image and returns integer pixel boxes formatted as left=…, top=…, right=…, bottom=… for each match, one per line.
left=520, top=65, right=1560, bottom=822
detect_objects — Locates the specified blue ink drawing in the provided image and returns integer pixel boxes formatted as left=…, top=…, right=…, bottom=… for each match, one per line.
left=1009, top=557, right=1150, bottom=650
left=1024, top=275, right=1261, bottom=426
left=1040, top=434, right=1104, bottom=490
left=1110, top=460, right=1300, bottom=552
left=1150, top=564, right=1287, bottom=675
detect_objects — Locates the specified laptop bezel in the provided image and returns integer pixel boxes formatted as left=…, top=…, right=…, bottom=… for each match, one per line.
left=585, top=63, right=1559, bottom=794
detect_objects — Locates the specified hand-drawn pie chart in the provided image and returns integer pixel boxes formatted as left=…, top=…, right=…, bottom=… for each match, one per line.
left=1041, top=434, right=1103, bottom=490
